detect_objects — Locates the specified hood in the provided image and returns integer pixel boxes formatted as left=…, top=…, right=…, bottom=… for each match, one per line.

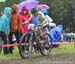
left=22, top=6, right=28, bottom=11
left=4, top=7, right=11, bottom=16
left=57, top=25, right=63, bottom=28
left=12, top=4, right=18, bottom=10
left=21, top=6, right=29, bottom=15
left=54, top=25, right=63, bottom=35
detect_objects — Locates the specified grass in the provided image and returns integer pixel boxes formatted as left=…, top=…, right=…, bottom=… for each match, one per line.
left=0, top=47, right=20, bottom=60
left=0, top=44, right=75, bottom=60
left=51, top=44, right=75, bottom=54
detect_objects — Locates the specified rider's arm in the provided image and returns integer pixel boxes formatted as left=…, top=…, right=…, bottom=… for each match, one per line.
left=25, top=17, right=31, bottom=23
left=22, top=17, right=31, bottom=25
left=41, top=18, right=48, bottom=27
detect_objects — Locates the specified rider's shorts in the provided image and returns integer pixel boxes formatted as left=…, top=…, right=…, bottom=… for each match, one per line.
left=28, top=24, right=35, bottom=30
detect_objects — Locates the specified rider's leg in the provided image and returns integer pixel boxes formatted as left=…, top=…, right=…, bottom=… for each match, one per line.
left=26, top=33, right=31, bottom=51
left=37, top=26, right=43, bottom=37
left=32, top=31, right=38, bottom=51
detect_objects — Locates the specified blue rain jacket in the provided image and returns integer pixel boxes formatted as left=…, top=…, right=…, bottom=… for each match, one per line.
left=0, top=7, right=11, bottom=35
left=49, top=25, right=63, bottom=42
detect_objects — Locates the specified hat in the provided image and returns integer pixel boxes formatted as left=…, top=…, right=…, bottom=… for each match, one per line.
left=12, top=4, right=18, bottom=10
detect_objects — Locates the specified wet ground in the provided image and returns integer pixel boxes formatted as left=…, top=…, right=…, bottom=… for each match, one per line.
left=0, top=53, right=75, bottom=64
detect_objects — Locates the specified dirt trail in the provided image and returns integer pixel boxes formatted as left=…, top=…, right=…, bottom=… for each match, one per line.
left=0, top=53, right=75, bottom=64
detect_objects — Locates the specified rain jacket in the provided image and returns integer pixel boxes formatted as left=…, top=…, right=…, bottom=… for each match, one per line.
left=49, top=25, right=63, bottom=42
left=0, top=7, right=11, bottom=35
left=10, top=4, right=22, bottom=32
left=20, top=6, right=31, bottom=34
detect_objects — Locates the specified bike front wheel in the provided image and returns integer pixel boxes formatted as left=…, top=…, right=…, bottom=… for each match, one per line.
left=38, top=33, right=53, bottom=56
left=19, top=33, right=32, bottom=59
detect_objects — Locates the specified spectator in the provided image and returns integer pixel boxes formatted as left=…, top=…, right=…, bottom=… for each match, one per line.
left=49, top=25, right=63, bottom=42
left=20, top=6, right=31, bottom=35
left=8, top=4, right=21, bottom=54
left=19, top=6, right=31, bottom=53
left=0, top=7, right=11, bottom=54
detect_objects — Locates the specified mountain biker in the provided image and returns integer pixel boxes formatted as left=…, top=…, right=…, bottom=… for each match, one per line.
left=37, top=8, right=50, bottom=37
left=31, top=8, right=39, bottom=31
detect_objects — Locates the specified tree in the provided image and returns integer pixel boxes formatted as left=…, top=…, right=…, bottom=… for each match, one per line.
left=39, top=0, right=75, bottom=32
left=0, top=0, right=75, bottom=32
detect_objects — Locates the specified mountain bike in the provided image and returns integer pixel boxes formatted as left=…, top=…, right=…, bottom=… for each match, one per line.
left=19, top=24, right=53, bottom=59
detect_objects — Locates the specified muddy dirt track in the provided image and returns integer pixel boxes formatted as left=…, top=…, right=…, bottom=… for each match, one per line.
left=0, top=53, right=75, bottom=64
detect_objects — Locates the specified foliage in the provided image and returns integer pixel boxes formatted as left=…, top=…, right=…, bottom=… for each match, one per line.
left=39, top=0, right=75, bottom=32
left=0, top=0, right=75, bottom=32
left=0, top=44, right=75, bottom=60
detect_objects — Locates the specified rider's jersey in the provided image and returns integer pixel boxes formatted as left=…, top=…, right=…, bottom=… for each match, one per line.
left=37, top=11, right=53, bottom=27
left=45, top=15, right=53, bottom=23
left=28, top=24, right=35, bottom=30
left=37, top=11, right=48, bottom=27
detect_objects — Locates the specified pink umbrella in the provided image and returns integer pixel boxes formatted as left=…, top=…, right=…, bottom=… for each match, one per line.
left=36, top=4, right=49, bottom=11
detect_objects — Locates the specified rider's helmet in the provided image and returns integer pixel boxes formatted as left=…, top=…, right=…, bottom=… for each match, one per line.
left=41, top=8, right=48, bottom=15
left=31, top=8, right=38, bottom=15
